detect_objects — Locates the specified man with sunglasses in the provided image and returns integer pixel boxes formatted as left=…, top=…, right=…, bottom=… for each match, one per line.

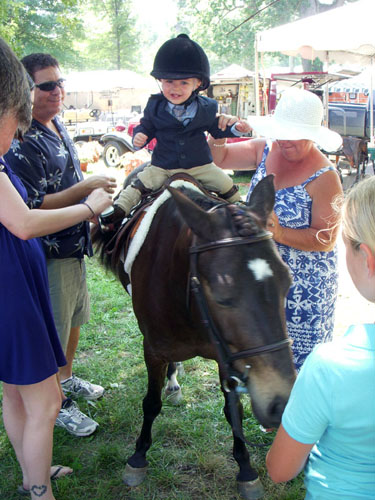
left=5, top=53, right=117, bottom=437
left=35, top=78, right=66, bottom=92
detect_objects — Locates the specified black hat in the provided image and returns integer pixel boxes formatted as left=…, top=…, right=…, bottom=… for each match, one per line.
left=150, top=34, right=210, bottom=91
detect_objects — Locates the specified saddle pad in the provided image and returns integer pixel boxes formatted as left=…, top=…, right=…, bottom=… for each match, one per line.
left=124, top=179, right=203, bottom=279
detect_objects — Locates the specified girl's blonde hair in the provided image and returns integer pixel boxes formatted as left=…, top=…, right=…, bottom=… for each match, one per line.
left=340, top=176, right=375, bottom=253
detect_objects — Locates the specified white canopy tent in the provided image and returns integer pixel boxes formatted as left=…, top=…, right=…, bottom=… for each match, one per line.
left=255, top=0, right=375, bottom=142
left=211, top=64, right=255, bottom=81
left=65, top=70, right=155, bottom=93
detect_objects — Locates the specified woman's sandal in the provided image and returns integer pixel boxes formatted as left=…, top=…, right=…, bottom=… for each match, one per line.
left=17, top=465, right=73, bottom=495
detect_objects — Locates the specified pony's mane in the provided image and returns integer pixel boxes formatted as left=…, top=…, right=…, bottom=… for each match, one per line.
left=178, top=185, right=222, bottom=211
left=180, top=186, right=262, bottom=237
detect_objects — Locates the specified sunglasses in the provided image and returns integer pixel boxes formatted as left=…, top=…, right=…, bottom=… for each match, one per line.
left=35, top=78, right=66, bottom=92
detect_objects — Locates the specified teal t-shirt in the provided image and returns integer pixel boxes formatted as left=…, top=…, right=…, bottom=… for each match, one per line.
left=282, top=324, right=375, bottom=500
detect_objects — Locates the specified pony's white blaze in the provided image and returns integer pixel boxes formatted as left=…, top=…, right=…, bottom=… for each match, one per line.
left=248, top=258, right=273, bottom=281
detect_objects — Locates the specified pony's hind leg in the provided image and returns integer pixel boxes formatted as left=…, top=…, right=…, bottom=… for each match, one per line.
left=222, top=387, right=265, bottom=500
left=123, top=357, right=167, bottom=487
left=164, top=362, right=182, bottom=404
left=176, top=361, right=185, bottom=375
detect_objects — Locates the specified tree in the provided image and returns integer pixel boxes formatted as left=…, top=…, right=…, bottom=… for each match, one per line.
left=83, top=0, right=141, bottom=70
left=0, top=0, right=83, bottom=67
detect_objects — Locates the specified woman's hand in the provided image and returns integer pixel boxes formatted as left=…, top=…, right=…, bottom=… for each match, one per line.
left=217, top=114, right=252, bottom=134
left=267, top=211, right=281, bottom=239
left=217, top=113, right=238, bottom=131
left=234, top=119, right=252, bottom=134
left=85, top=188, right=112, bottom=224
left=268, top=212, right=293, bottom=246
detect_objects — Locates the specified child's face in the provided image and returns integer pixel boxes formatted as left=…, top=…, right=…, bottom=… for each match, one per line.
left=160, top=78, right=202, bottom=105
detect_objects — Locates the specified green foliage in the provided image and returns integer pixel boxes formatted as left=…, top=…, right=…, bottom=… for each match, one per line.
left=83, top=0, right=141, bottom=70
left=175, top=0, right=359, bottom=72
left=0, top=1, right=18, bottom=45
left=1, top=0, right=83, bottom=66
left=174, top=0, right=311, bottom=72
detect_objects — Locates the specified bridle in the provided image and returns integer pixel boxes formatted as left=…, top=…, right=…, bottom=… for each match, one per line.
left=189, top=225, right=292, bottom=446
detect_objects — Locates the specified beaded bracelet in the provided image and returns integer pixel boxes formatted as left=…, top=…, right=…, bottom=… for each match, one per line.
left=212, top=142, right=226, bottom=148
left=83, top=201, right=95, bottom=219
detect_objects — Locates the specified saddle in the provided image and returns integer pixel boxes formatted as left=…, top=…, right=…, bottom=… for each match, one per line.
left=104, top=173, right=222, bottom=273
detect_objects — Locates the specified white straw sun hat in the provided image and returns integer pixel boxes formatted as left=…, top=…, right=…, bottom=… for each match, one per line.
left=248, top=88, right=342, bottom=152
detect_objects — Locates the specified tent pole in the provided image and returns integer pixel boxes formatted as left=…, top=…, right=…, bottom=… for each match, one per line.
left=370, top=56, right=374, bottom=146
left=324, top=51, right=329, bottom=127
left=254, top=34, right=260, bottom=117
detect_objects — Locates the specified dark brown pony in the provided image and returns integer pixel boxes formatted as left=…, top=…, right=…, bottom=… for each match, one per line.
left=93, top=174, right=296, bottom=499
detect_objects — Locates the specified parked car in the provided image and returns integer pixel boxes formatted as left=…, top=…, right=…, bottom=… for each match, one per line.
left=100, top=129, right=136, bottom=167
left=100, top=115, right=154, bottom=167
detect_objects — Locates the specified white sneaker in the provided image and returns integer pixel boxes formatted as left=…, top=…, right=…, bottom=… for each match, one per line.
left=61, top=374, right=104, bottom=400
left=55, top=398, right=98, bottom=437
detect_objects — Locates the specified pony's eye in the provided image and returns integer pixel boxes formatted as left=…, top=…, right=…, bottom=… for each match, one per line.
left=216, top=297, right=235, bottom=307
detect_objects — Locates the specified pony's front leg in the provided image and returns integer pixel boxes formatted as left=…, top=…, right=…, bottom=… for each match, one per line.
left=123, top=356, right=168, bottom=487
left=222, top=387, right=265, bottom=500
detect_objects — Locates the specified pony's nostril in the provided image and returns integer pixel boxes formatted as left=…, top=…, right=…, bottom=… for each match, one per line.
left=268, top=396, right=286, bottom=422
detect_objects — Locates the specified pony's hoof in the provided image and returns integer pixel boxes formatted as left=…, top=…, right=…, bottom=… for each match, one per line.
left=123, top=463, right=148, bottom=487
left=165, top=386, right=182, bottom=405
left=237, top=478, right=265, bottom=500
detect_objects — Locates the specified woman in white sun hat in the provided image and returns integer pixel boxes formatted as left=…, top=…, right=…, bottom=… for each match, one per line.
left=209, top=88, right=343, bottom=370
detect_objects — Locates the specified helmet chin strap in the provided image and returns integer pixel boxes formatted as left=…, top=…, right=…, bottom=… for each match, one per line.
left=179, top=90, right=199, bottom=108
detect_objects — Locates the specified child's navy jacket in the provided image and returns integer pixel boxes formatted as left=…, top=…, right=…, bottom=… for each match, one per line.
left=133, top=94, right=238, bottom=170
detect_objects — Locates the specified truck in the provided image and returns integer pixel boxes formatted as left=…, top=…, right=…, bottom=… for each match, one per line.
left=328, top=92, right=375, bottom=140
left=328, top=91, right=375, bottom=179
left=62, top=108, right=136, bottom=146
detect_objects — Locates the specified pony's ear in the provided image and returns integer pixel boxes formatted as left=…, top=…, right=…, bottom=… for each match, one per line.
left=246, top=174, right=275, bottom=225
left=167, top=186, right=213, bottom=239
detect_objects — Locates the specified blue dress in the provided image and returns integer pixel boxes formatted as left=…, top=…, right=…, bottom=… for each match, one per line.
left=0, top=159, right=66, bottom=385
left=247, top=144, right=339, bottom=370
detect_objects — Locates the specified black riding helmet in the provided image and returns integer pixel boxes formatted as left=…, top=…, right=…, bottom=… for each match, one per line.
left=150, top=34, right=210, bottom=91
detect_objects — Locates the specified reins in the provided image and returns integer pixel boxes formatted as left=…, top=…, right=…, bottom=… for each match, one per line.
left=189, top=224, right=291, bottom=448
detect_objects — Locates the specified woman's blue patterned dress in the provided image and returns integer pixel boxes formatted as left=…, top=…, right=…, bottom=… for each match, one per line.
left=246, top=144, right=339, bottom=370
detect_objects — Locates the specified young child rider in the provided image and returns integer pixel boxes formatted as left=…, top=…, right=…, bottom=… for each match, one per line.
left=107, top=34, right=251, bottom=223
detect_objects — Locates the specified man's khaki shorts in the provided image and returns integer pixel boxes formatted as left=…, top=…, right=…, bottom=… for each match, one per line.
left=47, top=258, right=90, bottom=352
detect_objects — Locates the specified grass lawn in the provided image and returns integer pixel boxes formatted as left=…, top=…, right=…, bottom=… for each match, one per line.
left=0, top=172, right=306, bottom=499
